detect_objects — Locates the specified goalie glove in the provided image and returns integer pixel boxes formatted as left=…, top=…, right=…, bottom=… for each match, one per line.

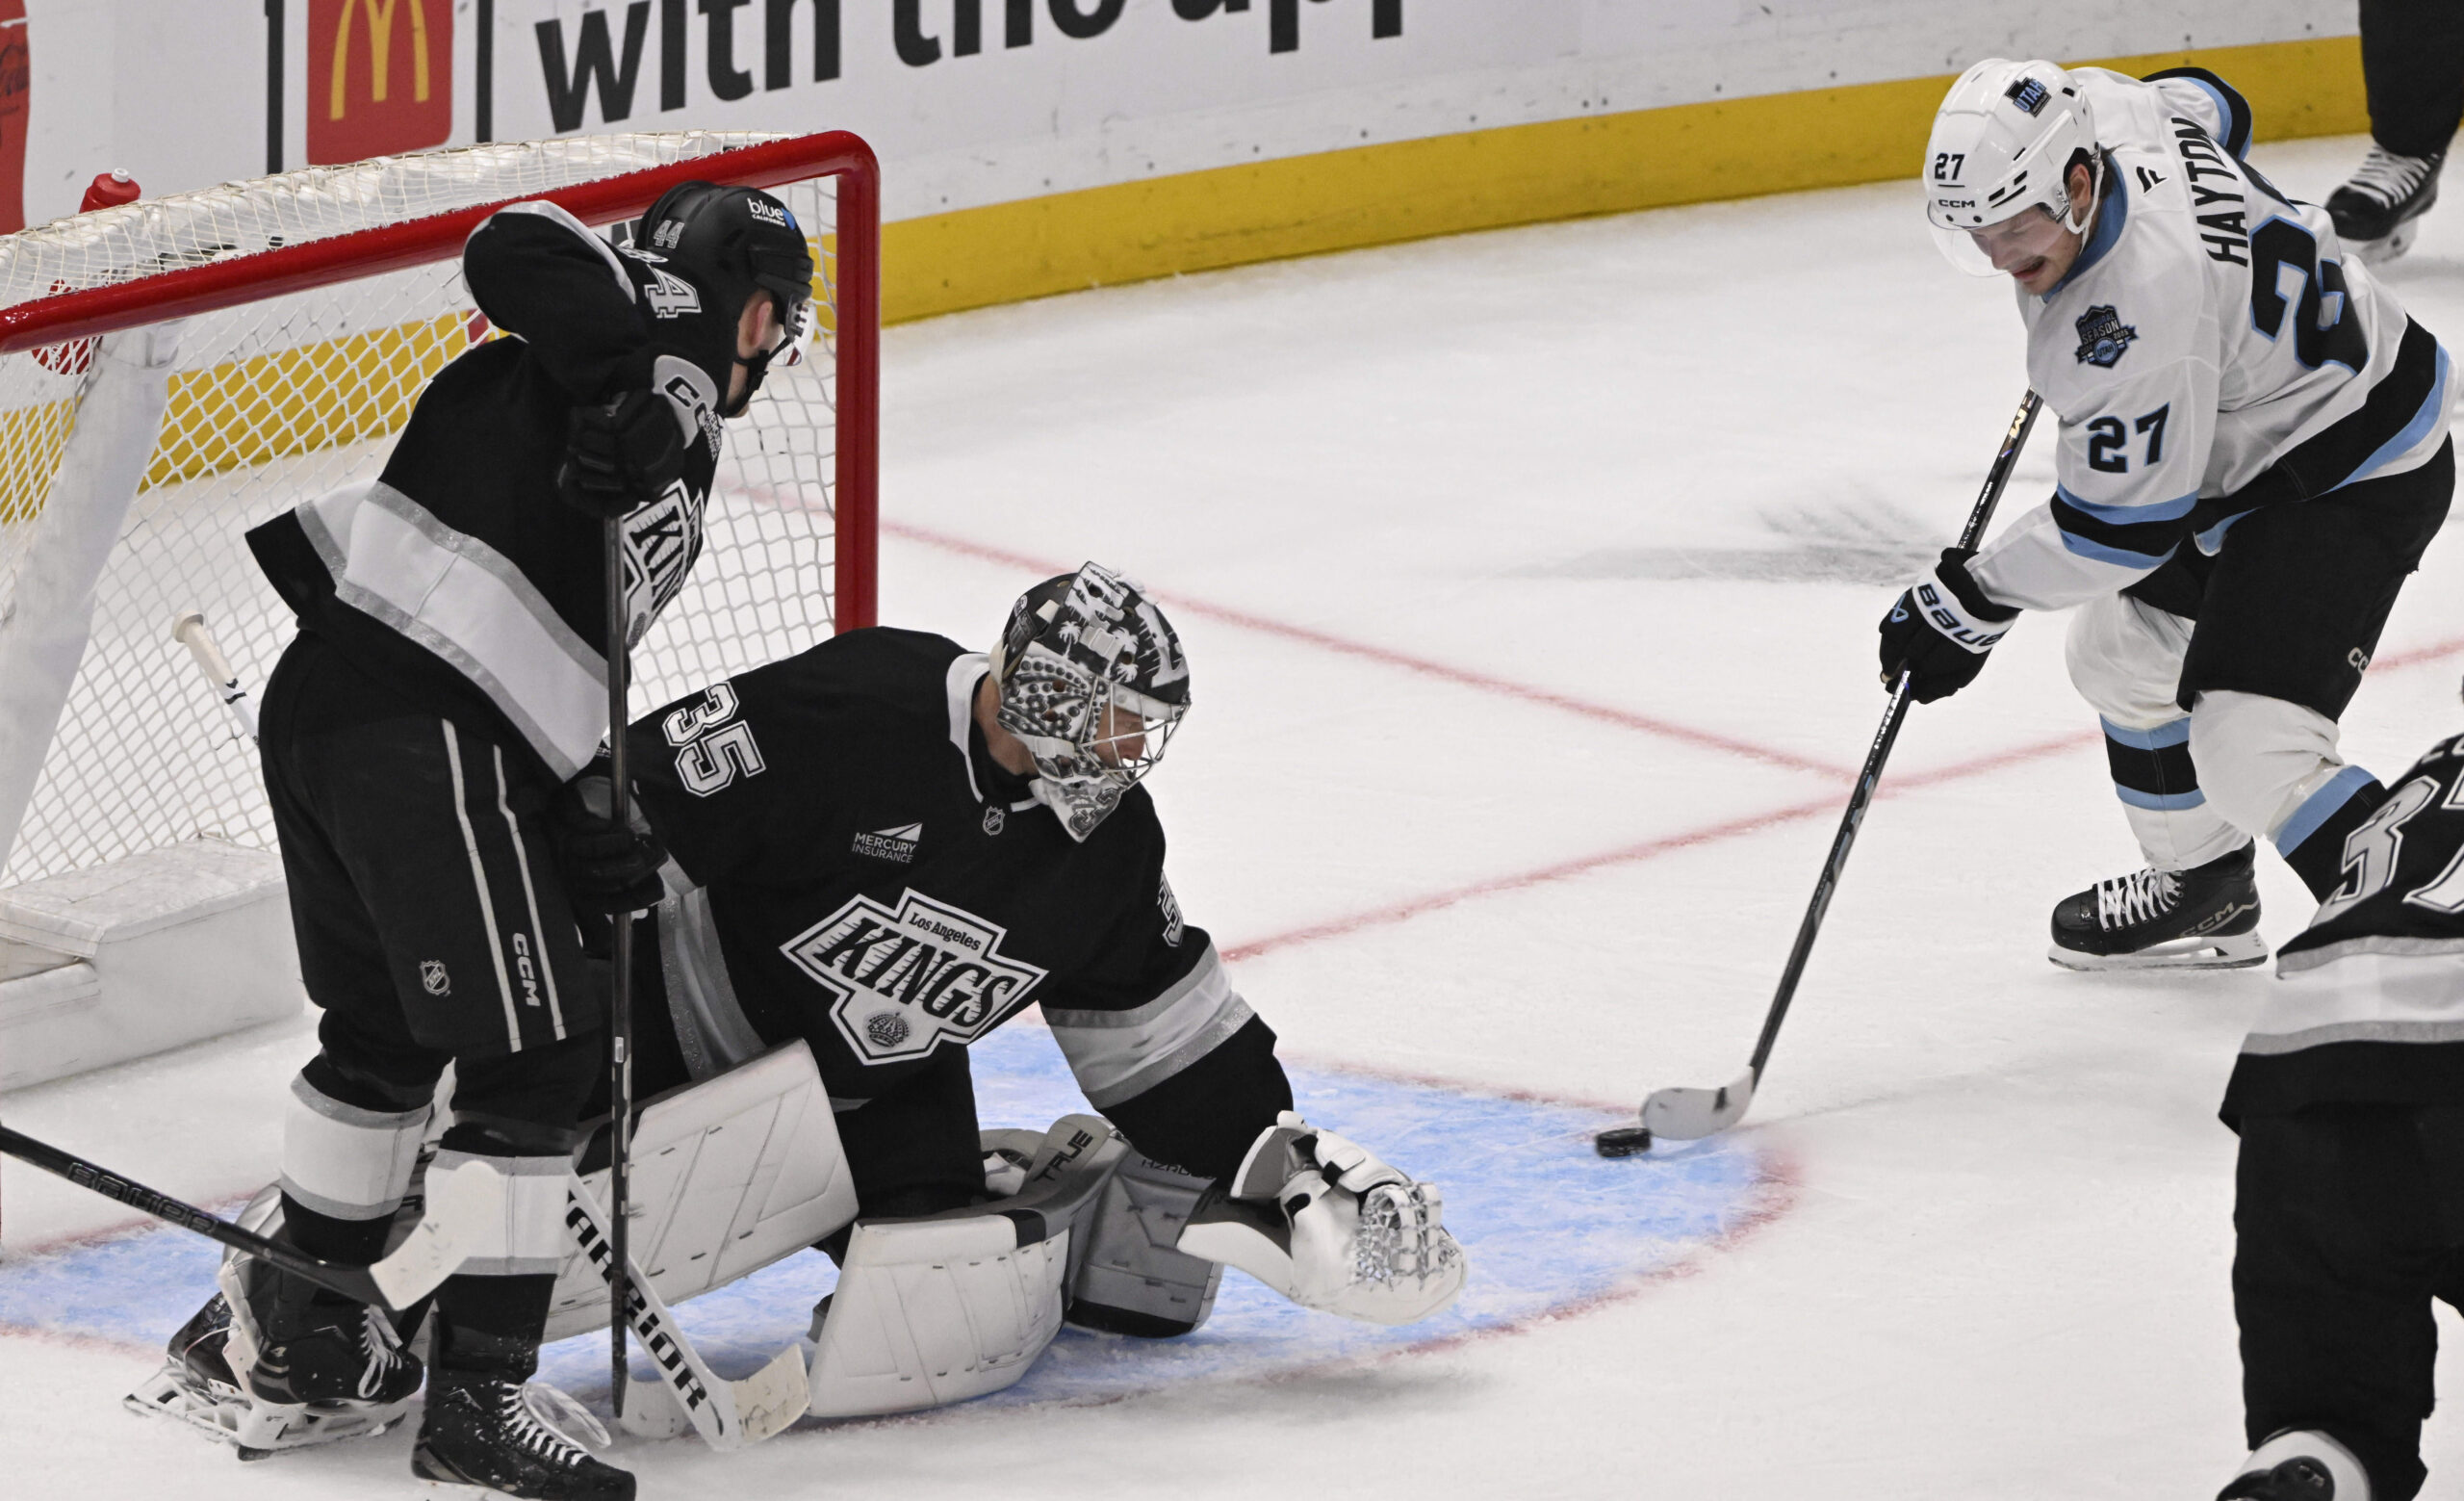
left=556, top=387, right=687, bottom=519
left=1174, top=1112, right=1465, bottom=1327
left=1876, top=546, right=2019, bottom=704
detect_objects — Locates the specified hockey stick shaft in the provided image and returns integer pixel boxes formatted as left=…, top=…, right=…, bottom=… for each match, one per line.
left=169, top=611, right=259, bottom=744
left=1743, top=390, right=2044, bottom=1082
left=603, top=516, right=638, bottom=1416
left=0, top=1122, right=397, bottom=1307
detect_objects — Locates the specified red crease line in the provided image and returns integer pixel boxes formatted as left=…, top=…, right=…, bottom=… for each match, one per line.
left=882, top=519, right=1850, bottom=779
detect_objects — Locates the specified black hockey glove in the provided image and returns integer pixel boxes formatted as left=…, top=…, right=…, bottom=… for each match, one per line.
left=552, top=774, right=668, bottom=915
left=1877, top=547, right=2019, bottom=704
left=556, top=388, right=687, bottom=518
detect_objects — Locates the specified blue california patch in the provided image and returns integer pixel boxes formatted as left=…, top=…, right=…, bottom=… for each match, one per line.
left=2074, top=304, right=2138, bottom=368
left=0, top=1027, right=1783, bottom=1420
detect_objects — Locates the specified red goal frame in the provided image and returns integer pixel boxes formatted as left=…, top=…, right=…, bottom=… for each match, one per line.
left=0, top=130, right=881, bottom=630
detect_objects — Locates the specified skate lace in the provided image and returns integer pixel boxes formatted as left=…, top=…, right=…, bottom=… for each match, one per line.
left=2347, top=145, right=2441, bottom=207
left=495, top=1383, right=590, bottom=1469
left=353, top=1306, right=408, bottom=1401
left=2096, top=867, right=2179, bottom=929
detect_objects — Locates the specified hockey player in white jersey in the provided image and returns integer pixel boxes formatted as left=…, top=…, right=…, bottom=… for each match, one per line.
left=1879, top=60, right=2453, bottom=969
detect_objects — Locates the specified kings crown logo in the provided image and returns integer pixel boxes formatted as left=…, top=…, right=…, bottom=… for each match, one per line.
left=2074, top=305, right=2138, bottom=368
left=781, top=890, right=1047, bottom=1063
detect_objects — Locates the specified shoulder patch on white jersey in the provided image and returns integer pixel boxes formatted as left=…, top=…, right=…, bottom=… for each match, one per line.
left=2073, top=305, right=2139, bottom=368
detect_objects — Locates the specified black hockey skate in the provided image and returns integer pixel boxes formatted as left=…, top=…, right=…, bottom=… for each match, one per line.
left=124, top=1288, right=417, bottom=1459
left=2049, top=842, right=2267, bottom=971
left=2328, top=144, right=2443, bottom=264
left=237, top=1256, right=424, bottom=1408
left=413, top=1369, right=634, bottom=1501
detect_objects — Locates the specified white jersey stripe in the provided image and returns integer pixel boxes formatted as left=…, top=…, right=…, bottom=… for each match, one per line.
left=492, top=742, right=567, bottom=1042
left=443, top=722, right=525, bottom=1053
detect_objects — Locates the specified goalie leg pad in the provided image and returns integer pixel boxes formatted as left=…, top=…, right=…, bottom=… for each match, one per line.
left=543, top=1040, right=857, bottom=1343
left=807, top=1115, right=1124, bottom=1417
left=1067, top=1152, right=1223, bottom=1337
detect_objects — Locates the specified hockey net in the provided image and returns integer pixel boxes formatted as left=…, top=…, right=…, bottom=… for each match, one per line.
left=0, top=132, right=879, bottom=889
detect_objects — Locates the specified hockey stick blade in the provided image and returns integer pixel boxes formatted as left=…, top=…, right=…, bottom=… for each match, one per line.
left=0, top=1122, right=478, bottom=1311
left=1640, top=1070, right=1757, bottom=1141
left=566, top=1177, right=810, bottom=1450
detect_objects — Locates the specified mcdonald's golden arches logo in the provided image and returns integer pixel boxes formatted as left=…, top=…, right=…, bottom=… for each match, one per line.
left=307, top=0, right=451, bottom=165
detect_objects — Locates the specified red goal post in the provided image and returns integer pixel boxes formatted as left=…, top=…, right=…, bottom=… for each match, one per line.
left=0, top=130, right=879, bottom=899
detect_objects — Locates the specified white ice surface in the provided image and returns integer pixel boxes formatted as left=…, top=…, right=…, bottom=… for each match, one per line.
left=9, top=133, right=2464, bottom=1498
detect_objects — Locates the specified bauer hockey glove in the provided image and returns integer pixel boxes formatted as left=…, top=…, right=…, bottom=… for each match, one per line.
left=1877, top=547, right=2019, bottom=704
left=556, top=388, right=688, bottom=518
left=1176, top=1112, right=1465, bottom=1327
left=551, top=773, right=668, bottom=915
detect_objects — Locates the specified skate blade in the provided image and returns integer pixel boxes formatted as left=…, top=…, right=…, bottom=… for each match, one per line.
left=2048, top=929, right=2269, bottom=971
left=125, top=1361, right=408, bottom=1457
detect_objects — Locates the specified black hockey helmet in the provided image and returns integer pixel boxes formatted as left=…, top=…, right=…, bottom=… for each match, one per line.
left=630, top=181, right=815, bottom=416
left=988, top=564, right=1193, bottom=841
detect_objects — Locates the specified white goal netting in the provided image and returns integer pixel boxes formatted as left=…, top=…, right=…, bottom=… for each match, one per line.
left=0, top=133, right=865, bottom=889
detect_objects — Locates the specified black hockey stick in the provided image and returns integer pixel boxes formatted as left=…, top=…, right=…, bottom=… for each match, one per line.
left=0, top=1121, right=482, bottom=1310
left=1624, top=390, right=2044, bottom=1146
left=603, top=514, right=640, bottom=1415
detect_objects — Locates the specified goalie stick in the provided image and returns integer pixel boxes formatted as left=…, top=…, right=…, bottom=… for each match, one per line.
left=0, top=1121, right=489, bottom=1310
left=1623, top=390, right=2044, bottom=1145
left=562, top=1176, right=809, bottom=1449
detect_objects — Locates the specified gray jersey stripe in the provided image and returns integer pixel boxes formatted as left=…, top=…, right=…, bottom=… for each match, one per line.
left=1046, top=944, right=1250, bottom=1104
left=491, top=742, right=567, bottom=1042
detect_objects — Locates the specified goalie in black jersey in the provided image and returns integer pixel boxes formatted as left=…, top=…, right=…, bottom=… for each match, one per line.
left=139, top=183, right=815, bottom=1500
left=2217, top=698, right=2464, bottom=1501
left=558, top=562, right=1464, bottom=1415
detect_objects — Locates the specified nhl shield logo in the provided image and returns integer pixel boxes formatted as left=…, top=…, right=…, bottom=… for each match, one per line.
left=781, top=890, right=1048, bottom=1063
left=2074, top=305, right=2138, bottom=368
left=420, top=960, right=450, bottom=996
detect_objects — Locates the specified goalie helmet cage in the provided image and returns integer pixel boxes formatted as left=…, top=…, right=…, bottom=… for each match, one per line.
left=0, top=131, right=879, bottom=891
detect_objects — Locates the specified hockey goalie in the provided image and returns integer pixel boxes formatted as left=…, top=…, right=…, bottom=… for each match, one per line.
left=136, top=563, right=1463, bottom=1468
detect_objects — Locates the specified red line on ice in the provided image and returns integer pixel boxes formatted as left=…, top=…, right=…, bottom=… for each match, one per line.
left=883, top=519, right=1850, bottom=778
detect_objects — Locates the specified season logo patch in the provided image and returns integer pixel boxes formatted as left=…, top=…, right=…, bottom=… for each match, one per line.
left=852, top=823, right=922, bottom=864
left=2074, top=305, right=2138, bottom=368
left=781, top=890, right=1047, bottom=1062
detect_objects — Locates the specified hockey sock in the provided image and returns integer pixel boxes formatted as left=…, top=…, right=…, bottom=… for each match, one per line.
left=2277, top=767, right=2390, bottom=900
left=278, top=1061, right=433, bottom=1270
left=2104, top=714, right=2204, bottom=813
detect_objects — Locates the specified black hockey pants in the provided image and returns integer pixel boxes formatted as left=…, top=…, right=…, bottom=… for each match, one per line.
left=262, top=631, right=603, bottom=1359
left=2235, top=1103, right=2464, bottom=1501
left=2363, top=0, right=2464, bottom=158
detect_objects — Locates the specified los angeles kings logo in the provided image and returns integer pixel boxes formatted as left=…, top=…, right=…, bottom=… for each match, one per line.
left=780, top=890, right=1048, bottom=1063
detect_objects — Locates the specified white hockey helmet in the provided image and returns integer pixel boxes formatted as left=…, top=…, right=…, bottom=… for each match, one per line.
left=1922, top=59, right=2101, bottom=275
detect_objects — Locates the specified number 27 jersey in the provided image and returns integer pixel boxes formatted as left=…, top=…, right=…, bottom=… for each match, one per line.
left=1968, top=67, right=2451, bottom=614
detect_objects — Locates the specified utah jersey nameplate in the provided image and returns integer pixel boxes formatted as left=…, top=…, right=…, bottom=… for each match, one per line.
left=780, top=890, right=1048, bottom=1063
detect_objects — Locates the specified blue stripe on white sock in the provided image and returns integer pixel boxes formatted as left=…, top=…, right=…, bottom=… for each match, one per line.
left=2116, top=785, right=2207, bottom=811
left=2100, top=715, right=2191, bottom=750
left=2274, top=764, right=2378, bottom=855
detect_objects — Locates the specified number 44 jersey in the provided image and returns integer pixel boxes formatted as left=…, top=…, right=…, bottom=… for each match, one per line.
left=2224, top=732, right=2464, bottom=1123
left=1966, top=67, right=2452, bottom=614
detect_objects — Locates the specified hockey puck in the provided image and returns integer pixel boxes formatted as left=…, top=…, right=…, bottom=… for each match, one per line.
left=1593, top=1125, right=1653, bottom=1158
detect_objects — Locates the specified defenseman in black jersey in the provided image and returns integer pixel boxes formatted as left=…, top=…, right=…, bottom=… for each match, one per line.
left=147, top=184, right=813, bottom=1499
left=565, top=564, right=1463, bottom=1412
left=2217, top=708, right=2464, bottom=1501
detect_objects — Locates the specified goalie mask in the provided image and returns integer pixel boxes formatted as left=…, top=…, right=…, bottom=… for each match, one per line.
left=989, top=564, right=1192, bottom=841
left=627, top=181, right=816, bottom=416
